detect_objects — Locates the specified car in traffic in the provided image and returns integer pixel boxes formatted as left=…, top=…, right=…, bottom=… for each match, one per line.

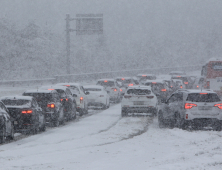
left=158, top=89, right=222, bottom=131
left=1, top=96, right=46, bottom=134
left=40, top=85, right=77, bottom=118
left=23, top=89, right=65, bottom=127
left=0, top=101, right=14, bottom=144
left=172, top=79, right=184, bottom=90
left=121, top=86, right=158, bottom=117
left=55, top=83, right=89, bottom=116
left=96, top=79, right=121, bottom=103
left=171, top=75, right=190, bottom=89
left=115, top=77, right=136, bottom=96
left=192, top=76, right=205, bottom=89
left=144, top=79, right=171, bottom=103
left=84, top=85, right=110, bottom=109
left=136, top=74, right=156, bottom=85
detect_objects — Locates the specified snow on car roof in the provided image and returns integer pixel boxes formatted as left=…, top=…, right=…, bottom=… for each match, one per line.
left=0, top=96, right=33, bottom=100
left=83, top=85, right=103, bottom=89
left=144, top=79, right=165, bottom=84
left=24, top=89, right=56, bottom=93
left=137, top=74, right=155, bottom=76
left=56, top=83, right=81, bottom=87
left=116, top=77, right=131, bottom=79
left=127, top=85, right=151, bottom=90
left=97, top=79, right=115, bottom=82
left=178, top=89, right=215, bottom=94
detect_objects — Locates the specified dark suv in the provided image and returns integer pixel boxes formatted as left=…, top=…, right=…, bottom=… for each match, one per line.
left=1, top=96, right=46, bottom=134
left=23, top=89, right=65, bottom=127
left=40, top=86, right=76, bottom=121
left=158, top=89, right=222, bottom=131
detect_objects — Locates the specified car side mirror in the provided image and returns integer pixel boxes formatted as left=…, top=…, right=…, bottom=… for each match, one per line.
left=85, top=91, right=90, bottom=95
left=73, top=94, right=77, bottom=97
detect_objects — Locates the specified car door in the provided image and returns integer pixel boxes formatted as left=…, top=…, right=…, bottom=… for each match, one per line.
left=162, top=94, right=178, bottom=119
left=0, top=102, right=11, bottom=134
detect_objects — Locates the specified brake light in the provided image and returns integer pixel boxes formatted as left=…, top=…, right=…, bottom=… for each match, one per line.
left=214, top=103, right=222, bottom=109
left=48, top=89, right=54, bottom=90
left=104, top=80, right=108, bottom=82
left=66, top=98, right=68, bottom=101
left=47, top=104, right=55, bottom=108
left=171, top=86, right=173, bottom=88
left=120, top=89, right=123, bottom=92
left=80, top=97, right=83, bottom=103
left=65, top=85, right=70, bottom=87
left=22, top=110, right=33, bottom=114
left=60, top=99, right=63, bottom=102
left=114, top=89, right=117, bottom=91
left=185, top=103, right=197, bottom=109
left=184, top=82, right=188, bottom=84
left=142, top=75, right=147, bottom=77
left=146, top=96, right=154, bottom=99
left=161, top=89, right=167, bottom=92
left=128, top=84, right=133, bottom=86
left=180, top=85, right=183, bottom=88
left=177, top=76, right=181, bottom=78
left=200, top=93, right=208, bottom=94
left=121, top=78, right=125, bottom=80
left=124, top=96, right=131, bottom=99
left=152, top=82, right=157, bottom=84
left=197, top=85, right=199, bottom=88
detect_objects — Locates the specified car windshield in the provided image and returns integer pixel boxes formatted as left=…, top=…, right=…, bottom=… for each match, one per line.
left=97, top=81, right=115, bottom=87
left=186, top=93, right=221, bottom=102
left=85, top=88, right=101, bottom=91
left=2, top=99, right=31, bottom=106
left=127, top=89, right=151, bottom=95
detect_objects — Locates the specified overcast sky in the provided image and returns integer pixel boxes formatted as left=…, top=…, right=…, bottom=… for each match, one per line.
left=1, top=0, right=222, bottom=61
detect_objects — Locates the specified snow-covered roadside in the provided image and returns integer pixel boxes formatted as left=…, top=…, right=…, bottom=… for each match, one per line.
left=1, top=104, right=222, bottom=170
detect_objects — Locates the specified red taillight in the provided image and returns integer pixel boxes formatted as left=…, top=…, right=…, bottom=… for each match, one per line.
left=186, top=114, right=188, bottom=119
left=47, top=104, right=55, bottom=108
left=104, top=80, right=108, bottom=82
left=185, top=103, right=197, bottom=109
left=22, top=110, right=33, bottom=114
left=124, top=96, right=131, bottom=99
left=114, top=89, right=117, bottom=92
left=120, top=89, right=123, bottom=92
left=180, top=85, right=183, bottom=88
left=66, top=98, right=68, bottom=101
left=152, top=82, right=157, bottom=84
left=171, top=86, right=173, bottom=88
left=177, top=76, right=181, bottom=78
left=48, top=89, right=54, bottom=90
left=128, top=84, right=134, bottom=86
left=197, top=85, right=199, bottom=88
left=161, top=89, right=167, bottom=92
left=142, top=75, right=147, bottom=77
left=214, top=103, right=222, bottom=109
left=60, top=99, right=63, bottom=102
left=200, top=93, right=208, bottom=94
left=65, top=85, right=70, bottom=87
left=80, top=97, right=83, bottom=103
left=146, top=96, right=154, bottom=99
left=184, top=82, right=188, bottom=85
left=121, top=78, right=125, bottom=80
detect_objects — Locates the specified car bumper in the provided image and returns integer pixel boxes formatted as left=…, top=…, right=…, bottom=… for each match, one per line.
left=88, top=102, right=105, bottom=108
left=185, top=111, right=222, bottom=120
left=122, top=106, right=157, bottom=113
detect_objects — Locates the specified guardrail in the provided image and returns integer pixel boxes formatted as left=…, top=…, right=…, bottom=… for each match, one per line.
left=0, top=65, right=202, bottom=87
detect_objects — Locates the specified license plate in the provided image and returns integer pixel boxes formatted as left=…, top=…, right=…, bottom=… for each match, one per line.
left=14, top=121, right=18, bottom=125
left=134, top=101, right=144, bottom=105
left=198, top=106, right=212, bottom=110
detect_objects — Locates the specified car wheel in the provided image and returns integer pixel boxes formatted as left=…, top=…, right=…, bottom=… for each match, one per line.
left=79, top=109, right=84, bottom=116
left=213, top=121, right=222, bottom=131
left=174, top=113, right=182, bottom=128
left=121, top=110, right=128, bottom=117
left=9, top=126, right=15, bottom=140
left=158, top=111, right=165, bottom=128
left=41, top=118, right=46, bottom=132
left=181, top=119, right=189, bottom=130
left=84, top=105, right=88, bottom=115
left=0, top=126, right=6, bottom=144
left=54, top=120, right=60, bottom=127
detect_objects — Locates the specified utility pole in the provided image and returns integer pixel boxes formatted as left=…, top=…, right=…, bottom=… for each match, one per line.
left=66, top=14, right=71, bottom=74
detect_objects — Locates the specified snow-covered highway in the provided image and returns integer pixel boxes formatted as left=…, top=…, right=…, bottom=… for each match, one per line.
left=0, top=103, right=222, bottom=170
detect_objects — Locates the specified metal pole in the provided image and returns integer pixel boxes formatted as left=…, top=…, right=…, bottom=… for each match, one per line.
left=66, top=14, right=71, bottom=74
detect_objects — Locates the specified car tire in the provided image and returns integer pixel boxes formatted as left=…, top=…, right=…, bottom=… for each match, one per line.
left=79, top=109, right=84, bottom=117
left=41, top=118, right=46, bottom=132
left=174, top=113, right=182, bottom=128
left=0, top=126, right=6, bottom=144
left=158, top=111, right=165, bottom=128
left=9, top=126, right=15, bottom=140
left=213, top=121, right=222, bottom=131
left=121, top=110, right=128, bottom=117
left=54, top=120, right=60, bottom=127
left=181, top=119, right=189, bottom=130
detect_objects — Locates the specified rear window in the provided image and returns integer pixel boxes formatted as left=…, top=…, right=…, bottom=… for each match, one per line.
left=55, top=89, right=66, bottom=98
left=85, top=88, right=101, bottom=91
left=2, top=99, right=31, bottom=106
left=97, top=81, right=115, bottom=87
left=186, top=93, right=221, bottom=102
left=127, top=89, right=151, bottom=95
left=172, top=77, right=188, bottom=82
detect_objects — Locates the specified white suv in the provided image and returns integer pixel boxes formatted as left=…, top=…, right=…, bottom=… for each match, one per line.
left=121, top=86, right=158, bottom=117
